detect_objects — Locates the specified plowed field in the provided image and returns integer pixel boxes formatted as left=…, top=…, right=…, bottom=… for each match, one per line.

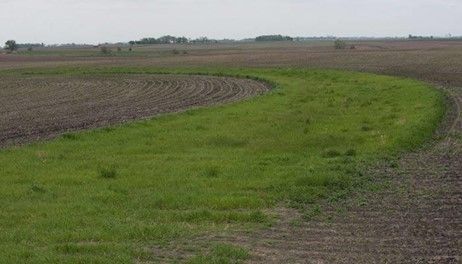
left=0, top=74, right=270, bottom=147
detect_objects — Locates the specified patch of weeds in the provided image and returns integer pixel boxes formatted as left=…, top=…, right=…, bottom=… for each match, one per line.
left=366, top=181, right=388, bottom=193
left=361, top=125, right=372, bottom=131
left=360, top=101, right=372, bottom=107
left=108, top=185, right=128, bottom=195
left=322, top=149, right=341, bottom=158
left=30, top=183, right=46, bottom=193
left=342, top=97, right=353, bottom=108
left=453, top=132, right=462, bottom=142
left=208, top=136, right=247, bottom=148
left=327, top=189, right=350, bottom=203
left=296, top=173, right=352, bottom=193
left=384, top=156, right=399, bottom=168
left=101, top=127, right=116, bottom=133
left=248, top=211, right=267, bottom=223
left=389, top=160, right=399, bottom=168
left=296, top=174, right=328, bottom=187
left=303, top=205, right=321, bottom=221
left=203, top=167, right=220, bottom=178
left=187, top=244, right=249, bottom=264
left=290, top=218, right=303, bottom=227
left=335, top=206, right=347, bottom=215
left=288, top=185, right=325, bottom=205
left=195, top=125, right=207, bottom=131
left=344, top=149, right=357, bottom=156
left=61, top=133, right=78, bottom=140
left=260, top=154, right=293, bottom=166
left=99, top=167, right=117, bottom=179
left=356, top=196, right=368, bottom=207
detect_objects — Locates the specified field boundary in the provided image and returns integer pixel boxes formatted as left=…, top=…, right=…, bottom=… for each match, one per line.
left=0, top=72, right=273, bottom=149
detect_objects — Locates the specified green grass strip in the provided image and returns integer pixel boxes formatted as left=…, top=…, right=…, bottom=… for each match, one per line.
left=0, top=68, right=444, bottom=262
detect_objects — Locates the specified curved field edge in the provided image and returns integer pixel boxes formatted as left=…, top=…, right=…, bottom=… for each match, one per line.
left=0, top=68, right=444, bottom=263
left=0, top=74, right=270, bottom=148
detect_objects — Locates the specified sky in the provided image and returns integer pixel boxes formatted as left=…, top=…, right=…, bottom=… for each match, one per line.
left=0, top=0, right=461, bottom=45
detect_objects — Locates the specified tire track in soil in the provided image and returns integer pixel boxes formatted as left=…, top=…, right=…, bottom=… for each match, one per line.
left=0, top=74, right=270, bottom=148
left=236, top=86, right=461, bottom=263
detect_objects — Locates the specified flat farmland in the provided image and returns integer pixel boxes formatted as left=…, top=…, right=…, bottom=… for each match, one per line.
left=0, top=40, right=460, bottom=263
left=2, top=40, right=462, bottom=86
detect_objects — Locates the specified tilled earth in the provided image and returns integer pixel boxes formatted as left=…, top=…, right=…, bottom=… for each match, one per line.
left=0, top=74, right=270, bottom=147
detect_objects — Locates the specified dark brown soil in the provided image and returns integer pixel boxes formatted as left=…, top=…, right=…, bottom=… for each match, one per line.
left=0, top=74, right=269, bottom=148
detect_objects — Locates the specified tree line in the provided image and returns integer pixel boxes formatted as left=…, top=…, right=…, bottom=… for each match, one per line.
left=129, top=35, right=190, bottom=45
left=129, top=35, right=296, bottom=45
left=255, top=35, right=293, bottom=42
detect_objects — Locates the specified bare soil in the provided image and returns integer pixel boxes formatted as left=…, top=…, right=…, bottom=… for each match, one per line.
left=0, top=74, right=269, bottom=148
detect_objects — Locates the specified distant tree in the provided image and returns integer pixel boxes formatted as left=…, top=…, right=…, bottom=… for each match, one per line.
left=158, top=35, right=177, bottom=44
left=117, top=47, right=122, bottom=52
left=255, top=35, right=293, bottom=42
left=27, top=47, right=33, bottom=52
left=334, top=39, right=347, bottom=49
left=129, top=46, right=133, bottom=52
left=4, top=40, right=18, bottom=52
left=193, top=37, right=209, bottom=44
left=100, top=46, right=111, bottom=54
left=176, top=37, right=188, bottom=44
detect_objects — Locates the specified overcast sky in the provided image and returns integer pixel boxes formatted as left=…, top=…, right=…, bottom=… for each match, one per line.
left=1, top=0, right=461, bottom=45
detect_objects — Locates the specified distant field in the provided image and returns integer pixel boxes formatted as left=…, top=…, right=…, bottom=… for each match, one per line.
left=2, top=40, right=462, bottom=87
left=0, top=67, right=443, bottom=262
